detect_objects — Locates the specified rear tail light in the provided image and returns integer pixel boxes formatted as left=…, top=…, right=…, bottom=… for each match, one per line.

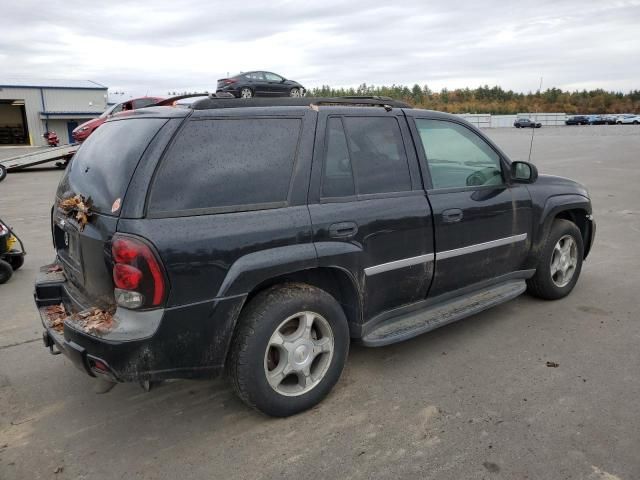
left=223, top=79, right=236, bottom=85
left=111, top=235, right=167, bottom=309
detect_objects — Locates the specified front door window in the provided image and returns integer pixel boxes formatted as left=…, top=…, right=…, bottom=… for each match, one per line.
left=415, top=119, right=503, bottom=189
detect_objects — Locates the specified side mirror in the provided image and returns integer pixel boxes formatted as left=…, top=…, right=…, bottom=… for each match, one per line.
left=510, top=161, right=538, bottom=183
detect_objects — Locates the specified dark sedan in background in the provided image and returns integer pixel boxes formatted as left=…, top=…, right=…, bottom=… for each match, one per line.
left=514, top=118, right=542, bottom=128
left=216, top=71, right=305, bottom=98
left=565, top=115, right=590, bottom=125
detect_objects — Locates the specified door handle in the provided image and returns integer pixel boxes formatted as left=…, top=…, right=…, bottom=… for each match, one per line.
left=329, top=222, right=358, bottom=238
left=442, top=209, right=463, bottom=223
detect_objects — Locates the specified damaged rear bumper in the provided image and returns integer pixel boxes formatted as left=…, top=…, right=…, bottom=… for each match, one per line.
left=35, top=264, right=246, bottom=382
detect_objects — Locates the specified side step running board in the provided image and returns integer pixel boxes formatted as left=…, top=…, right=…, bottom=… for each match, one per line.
left=362, top=280, right=526, bottom=347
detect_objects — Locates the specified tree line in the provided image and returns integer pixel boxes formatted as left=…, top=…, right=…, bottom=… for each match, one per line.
left=307, top=84, right=640, bottom=114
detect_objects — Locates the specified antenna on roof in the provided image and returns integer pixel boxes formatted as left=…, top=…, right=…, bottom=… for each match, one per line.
left=528, top=76, right=543, bottom=163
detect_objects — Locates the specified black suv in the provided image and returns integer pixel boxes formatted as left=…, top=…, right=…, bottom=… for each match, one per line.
left=36, top=97, right=595, bottom=417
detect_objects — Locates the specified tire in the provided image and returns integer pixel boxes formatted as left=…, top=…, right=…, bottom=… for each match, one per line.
left=0, top=164, right=6, bottom=182
left=0, top=259, right=13, bottom=284
left=7, top=255, right=24, bottom=271
left=527, top=219, right=584, bottom=300
left=634, top=121, right=639, bottom=125
left=239, top=87, right=253, bottom=99
left=227, top=283, right=350, bottom=417
left=289, top=87, right=302, bottom=97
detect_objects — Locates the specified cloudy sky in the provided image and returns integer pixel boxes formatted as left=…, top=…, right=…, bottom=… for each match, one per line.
left=1, top=0, right=639, bottom=98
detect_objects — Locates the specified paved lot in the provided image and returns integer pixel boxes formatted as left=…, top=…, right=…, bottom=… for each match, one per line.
left=1, top=126, right=639, bottom=479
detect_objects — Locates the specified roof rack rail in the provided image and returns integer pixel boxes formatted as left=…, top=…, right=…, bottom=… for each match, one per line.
left=190, top=96, right=412, bottom=110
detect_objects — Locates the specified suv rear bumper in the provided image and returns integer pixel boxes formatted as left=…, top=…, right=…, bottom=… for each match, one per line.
left=35, top=264, right=246, bottom=382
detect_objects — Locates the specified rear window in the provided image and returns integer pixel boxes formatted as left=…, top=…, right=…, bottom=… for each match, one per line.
left=57, top=118, right=166, bottom=214
left=148, top=118, right=301, bottom=214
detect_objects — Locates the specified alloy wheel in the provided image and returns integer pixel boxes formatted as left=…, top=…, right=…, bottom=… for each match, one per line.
left=263, top=311, right=334, bottom=397
left=550, top=234, right=578, bottom=287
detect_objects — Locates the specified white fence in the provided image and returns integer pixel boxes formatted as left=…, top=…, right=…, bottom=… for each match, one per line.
left=456, top=112, right=567, bottom=128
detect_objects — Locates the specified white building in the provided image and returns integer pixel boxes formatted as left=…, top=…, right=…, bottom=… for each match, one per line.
left=0, top=79, right=108, bottom=146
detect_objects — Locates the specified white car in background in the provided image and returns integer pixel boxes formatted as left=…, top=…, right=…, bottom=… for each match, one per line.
left=616, top=114, right=640, bottom=124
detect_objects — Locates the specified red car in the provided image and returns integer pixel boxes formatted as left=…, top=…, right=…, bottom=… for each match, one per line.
left=72, top=96, right=163, bottom=142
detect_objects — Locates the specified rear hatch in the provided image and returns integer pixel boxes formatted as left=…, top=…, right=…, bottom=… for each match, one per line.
left=53, top=117, right=168, bottom=308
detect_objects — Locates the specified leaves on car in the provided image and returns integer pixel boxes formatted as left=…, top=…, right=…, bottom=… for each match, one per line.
left=58, top=194, right=92, bottom=231
left=71, top=307, right=116, bottom=335
left=44, top=303, right=116, bottom=335
left=43, top=304, right=67, bottom=333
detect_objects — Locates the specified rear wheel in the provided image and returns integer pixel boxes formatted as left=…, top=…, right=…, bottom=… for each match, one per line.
left=527, top=219, right=584, bottom=300
left=0, top=164, right=7, bottom=182
left=227, top=283, right=349, bottom=417
left=240, top=87, right=253, bottom=99
left=0, top=260, right=13, bottom=284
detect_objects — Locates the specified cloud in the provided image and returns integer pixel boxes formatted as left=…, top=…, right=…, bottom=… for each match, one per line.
left=1, top=0, right=639, bottom=97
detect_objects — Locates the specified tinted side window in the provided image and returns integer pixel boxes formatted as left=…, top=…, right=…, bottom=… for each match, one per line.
left=149, top=118, right=301, bottom=213
left=415, top=119, right=503, bottom=189
left=264, top=73, right=283, bottom=82
left=322, top=117, right=355, bottom=197
left=244, top=72, right=264, bottom=81
left=342, top=117, right=411, bottom=195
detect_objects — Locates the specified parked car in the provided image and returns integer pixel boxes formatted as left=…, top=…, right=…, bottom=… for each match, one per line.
left=602, top=114, right=620, bottom=125
left=587, top=115, right=606, bottom=125
left=216, top=71, right=305, bottom=98
left=37, top=96, right=595, bottom=417
left=72, top=97, right=163, bottom=142
left=565, top=115, right=590, bottom=125
left=617, top=114, right=640, bottom=124
left=514, top=118, right=541, bottom=128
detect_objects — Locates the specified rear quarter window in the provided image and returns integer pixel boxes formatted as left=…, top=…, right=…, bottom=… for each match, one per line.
left=57, top=118, right=167, bottom=214
left=149, top=117, right=302, bottom=215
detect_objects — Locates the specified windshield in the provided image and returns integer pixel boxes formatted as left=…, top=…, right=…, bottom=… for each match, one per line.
left=57, top=118, right=167, bottom=214
left=99, top=103, right=119, bottom=119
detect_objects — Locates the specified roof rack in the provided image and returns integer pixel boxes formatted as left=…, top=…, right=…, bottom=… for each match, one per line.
left=190, top=96, right=412, bottom=110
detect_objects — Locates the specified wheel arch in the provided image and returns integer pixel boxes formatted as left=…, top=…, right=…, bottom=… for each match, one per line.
left=554, top=208, right=594, bottom=258
left=245, top=267, right=363, bottom=338
left=534, top=195, right=594, bottom=261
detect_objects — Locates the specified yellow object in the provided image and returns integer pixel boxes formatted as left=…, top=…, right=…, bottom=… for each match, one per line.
left=7, top=235, right=17, bottom=250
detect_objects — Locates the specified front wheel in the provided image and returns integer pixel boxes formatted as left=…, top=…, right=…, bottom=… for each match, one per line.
left=527, top=219, right=584, bottom=300
left=0, top=164, right=7, bottom=182
left=289, top=88, right=302, bottom=97
left=227, top=283, right=349, bottom=417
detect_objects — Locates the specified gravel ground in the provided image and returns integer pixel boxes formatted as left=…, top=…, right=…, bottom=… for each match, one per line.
left=0, top=125, right=639, bottom=480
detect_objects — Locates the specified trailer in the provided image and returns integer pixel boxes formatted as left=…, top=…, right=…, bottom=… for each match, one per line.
left=0, top=145, right=78, bottom=182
